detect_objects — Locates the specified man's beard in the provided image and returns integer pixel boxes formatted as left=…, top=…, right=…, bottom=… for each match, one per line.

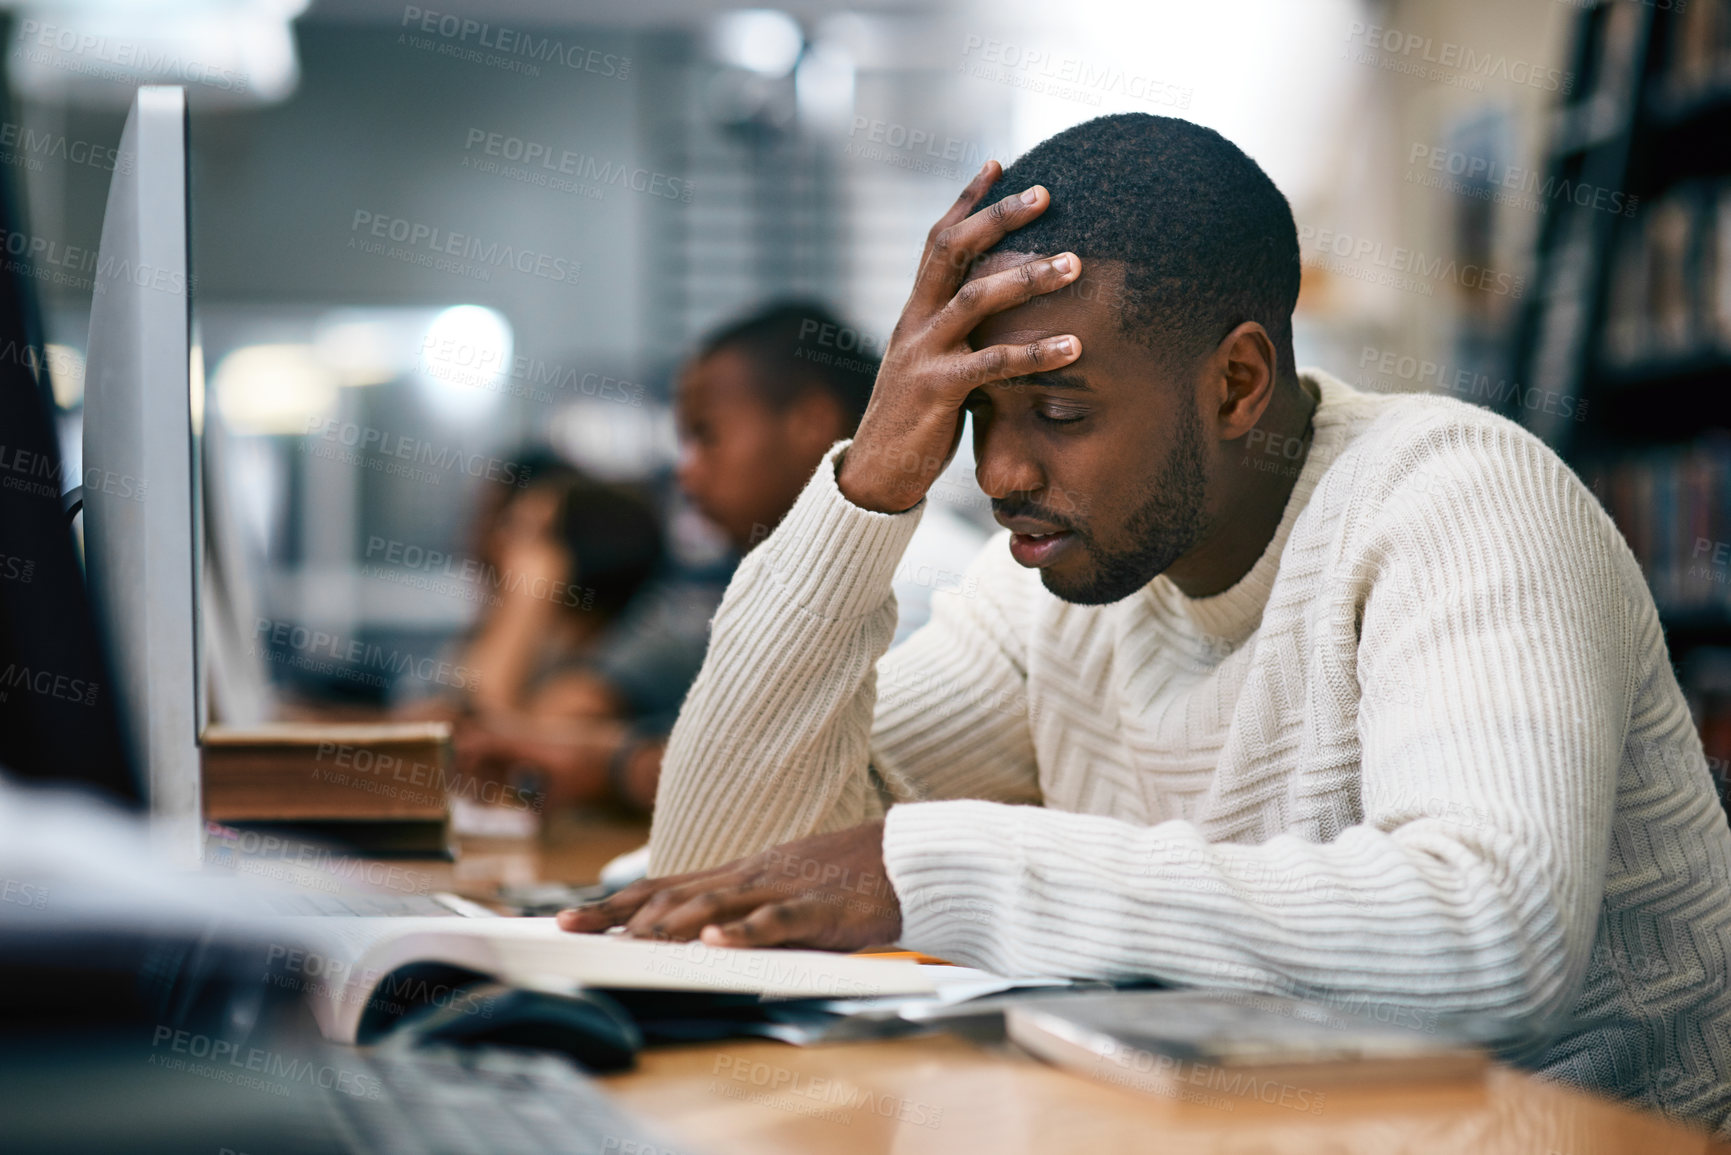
left=1039, top=406, right=1209, bottom=606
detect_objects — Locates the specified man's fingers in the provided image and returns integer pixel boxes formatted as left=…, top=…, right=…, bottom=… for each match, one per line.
left=557, top=867, right=732, bottom=933
left=557, top=879, right=663, bottom=932
left=627, top=884, right=777, bottom=941
left=618, top=878, right=732, bottom=937
left=700, top=900, right=824, bottom=949
left=953, top=334, right=1082, bottom=389
left=921, top=160, right=1001, bottom=261
left=935, top=253, right=1080, bottom=341
left=557, top=897, right=636, bottom=933
left=911, top=185, right=1050, bottom=315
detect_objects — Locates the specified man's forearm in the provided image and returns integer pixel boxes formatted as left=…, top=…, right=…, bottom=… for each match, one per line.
left=647, top=442, right=923, bottom=876
left=885, top=799, right=1593, bottom=1044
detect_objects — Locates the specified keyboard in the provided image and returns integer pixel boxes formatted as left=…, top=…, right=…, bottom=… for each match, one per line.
left=3, top=1034, right=702, bottom=1155
left=329, top=1042, right=701, bottom=1155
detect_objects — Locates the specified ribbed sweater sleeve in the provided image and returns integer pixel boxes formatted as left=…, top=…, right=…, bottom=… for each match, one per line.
left=869, top=534, right=1042, bottom=809
left=647, top=442, right=1036, bottom=876
left=885, top=426, right=1631, bottom=1046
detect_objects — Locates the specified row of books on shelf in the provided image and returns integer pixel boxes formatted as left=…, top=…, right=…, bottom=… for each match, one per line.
left=1594, top=439, right=1731, bottom=614
left=1664, top=0, right=1731, bottom=108
left=1602, top=179, right=1731, bottom=369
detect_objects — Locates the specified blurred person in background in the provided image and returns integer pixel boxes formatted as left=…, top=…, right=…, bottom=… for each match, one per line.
left=675, top=301, right=987, bottom=648
left=459, top=470, right=666, bottom=720
left=397, top=460, right=666, bottom=723
left=456, top=300, right=987, bottom=812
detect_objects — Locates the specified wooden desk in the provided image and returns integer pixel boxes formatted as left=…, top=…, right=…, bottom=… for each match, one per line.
left=603, top=1035, right=1725, bottom=1155
left=422, top=813, right=1729, bottom=1155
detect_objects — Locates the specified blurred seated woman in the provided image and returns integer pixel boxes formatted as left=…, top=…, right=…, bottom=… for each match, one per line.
left=418, top=459, right=689, bottom=810
left=459, top=470, right=665, bottom=720
left=398, top=458, right=664, bottom=721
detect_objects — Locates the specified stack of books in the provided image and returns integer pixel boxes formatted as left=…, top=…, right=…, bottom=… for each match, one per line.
left=201, top=721, right=454, bottom=856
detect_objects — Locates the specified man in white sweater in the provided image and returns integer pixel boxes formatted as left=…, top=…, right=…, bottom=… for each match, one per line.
left=561, top=115, right=1731, bottom=1131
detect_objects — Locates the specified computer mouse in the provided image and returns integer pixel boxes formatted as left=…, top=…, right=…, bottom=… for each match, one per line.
left=400, top=982, right=643, bottom=1072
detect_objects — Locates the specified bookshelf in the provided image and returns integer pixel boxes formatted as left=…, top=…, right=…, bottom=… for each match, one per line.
left=1508, top=0, right=1731, bottom=812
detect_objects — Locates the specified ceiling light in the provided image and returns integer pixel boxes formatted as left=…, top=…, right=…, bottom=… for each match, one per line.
left=711, top=9, right=803, bottom=78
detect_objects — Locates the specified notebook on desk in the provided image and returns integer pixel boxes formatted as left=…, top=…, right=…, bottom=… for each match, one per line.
left=1006, top=989, right=1491, bottom=1101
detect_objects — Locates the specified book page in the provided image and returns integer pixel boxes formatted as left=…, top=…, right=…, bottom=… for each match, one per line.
left=287, top=917, right=941, bottom=1043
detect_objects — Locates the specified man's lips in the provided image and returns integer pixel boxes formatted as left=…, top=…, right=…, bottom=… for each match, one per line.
left=994, top=513, right=1071, bottom=536
left=997, top=515, right=1078, bottom=568
left=1007, top=530, right=1074, bottom=567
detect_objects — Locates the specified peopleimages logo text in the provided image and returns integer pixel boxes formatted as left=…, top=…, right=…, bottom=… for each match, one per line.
left=13, top=20, right=248, bottom=93
left=400, top=6, right=629, bottom=78
left=1344, top=21, right=1573, bottom=93
left=305, top=417, right=535, bottom=486
left=1299, top=225, right=1524, bottom=298
left=1407, top=143, right=1637, bottom=217
left=463, top=130, right=690, bottom=202
left=0, top=120, right=127, bottom=174
left=349, top=211, right=581, bottom=286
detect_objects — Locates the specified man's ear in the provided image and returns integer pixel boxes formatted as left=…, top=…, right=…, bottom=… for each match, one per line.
left=1208, top=322, right=1279, bottom=440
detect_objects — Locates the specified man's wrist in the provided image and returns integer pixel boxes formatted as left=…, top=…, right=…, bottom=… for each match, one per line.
left=835, top=444, right=927, bottom=514
left=765, top=440, right=927, bottom=622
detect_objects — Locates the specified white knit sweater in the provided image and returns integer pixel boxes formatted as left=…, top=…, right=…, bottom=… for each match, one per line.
left=649, top=369, right=1731, bottom=1133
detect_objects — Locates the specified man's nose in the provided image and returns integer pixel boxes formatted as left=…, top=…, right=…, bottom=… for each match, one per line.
left=973, top=424, right=1044, bottom=501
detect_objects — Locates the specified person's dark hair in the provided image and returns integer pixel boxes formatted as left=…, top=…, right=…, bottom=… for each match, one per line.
left=983, top=113, right=1300, bottom=377
left=697, top=300, right=879, bottom=432
left=557, top=477, right=664, bottom=618
left=504, top=449, right=582, bottom=494
left=467, top=447, right=581, bottom=567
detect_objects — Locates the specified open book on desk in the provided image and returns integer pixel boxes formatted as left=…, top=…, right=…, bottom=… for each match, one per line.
left=294, top=917, right=950, bottom=1044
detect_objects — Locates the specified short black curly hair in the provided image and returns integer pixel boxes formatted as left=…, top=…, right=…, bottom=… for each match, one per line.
left=983, top=114, right=1300, bottom=376
left=698, top=301, right=878, bottom=432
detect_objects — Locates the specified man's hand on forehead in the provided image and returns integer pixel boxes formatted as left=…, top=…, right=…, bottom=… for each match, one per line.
left=835, top=161, right=1085, bottom=514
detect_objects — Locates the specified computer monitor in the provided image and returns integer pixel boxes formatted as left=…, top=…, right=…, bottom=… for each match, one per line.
left=0, top=95, right=137, bottom=810
left=81, top=86, right=201, bottom=863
